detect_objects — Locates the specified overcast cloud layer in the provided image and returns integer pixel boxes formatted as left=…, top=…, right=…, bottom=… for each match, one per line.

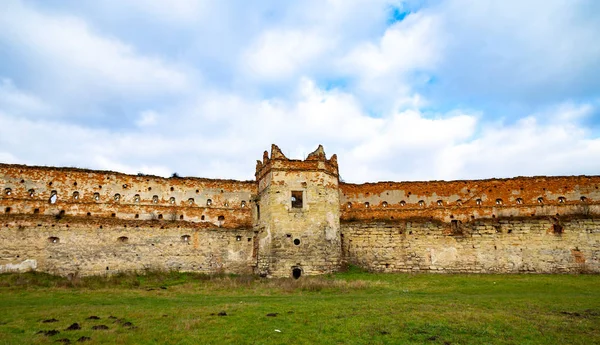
left=0, top=0, right=599, bottom=182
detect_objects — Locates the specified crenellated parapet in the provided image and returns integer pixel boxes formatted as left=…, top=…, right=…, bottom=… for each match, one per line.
left=255, top=144, right=339, bottom=184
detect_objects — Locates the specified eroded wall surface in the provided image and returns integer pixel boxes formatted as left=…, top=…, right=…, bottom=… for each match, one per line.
left=341, top=217, right=600, bottom=273
left=340, top=176, right=600, bottom=223
left=1, top=146, right=600, bottom=276
left=0, top=215, right=255, bottom=276
left=0, top=164, right=256, bottom=227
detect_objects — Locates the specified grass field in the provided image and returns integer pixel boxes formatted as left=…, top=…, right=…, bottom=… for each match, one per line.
left=0, top=268, right=599, bottom=344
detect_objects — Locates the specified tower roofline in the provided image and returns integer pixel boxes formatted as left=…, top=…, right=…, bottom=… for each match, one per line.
left=255, top=144, right=339, bottom=181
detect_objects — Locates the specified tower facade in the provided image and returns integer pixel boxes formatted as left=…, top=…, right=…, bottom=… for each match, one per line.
left=254, top=144, right=342, bottom=278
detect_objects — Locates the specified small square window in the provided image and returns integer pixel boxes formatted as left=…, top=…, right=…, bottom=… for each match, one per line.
left=291, top=191, right=303, bottom=209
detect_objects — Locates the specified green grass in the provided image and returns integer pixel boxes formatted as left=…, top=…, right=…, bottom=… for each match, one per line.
left=0, top=268, right=599, bottom=344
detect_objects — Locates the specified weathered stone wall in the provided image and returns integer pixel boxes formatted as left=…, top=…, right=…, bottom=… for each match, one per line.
left=1, top=145, right=599, bottom=277
left=0, top=164, right=256, bottom=228
left=340, top=176, right=600, bottom=223
left=0, top=215, right=255, bottom=276
left=254, top=145, right=342, bottom=278
left=341, top=217, right=600, bottom=273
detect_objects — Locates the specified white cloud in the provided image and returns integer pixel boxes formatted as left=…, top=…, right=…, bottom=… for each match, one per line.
left=426, top=0, right=600, bottom=103
left=0, top=1, right=188, bottom=99
left=0, top=78, right=52, bottom=116
left=116, top=0, right=212, bottom=24
left=242, top=30, right=331, bottom=81
left=341, top=12, right=440, bottom=77
left=136, top=110, right=159, bottom=127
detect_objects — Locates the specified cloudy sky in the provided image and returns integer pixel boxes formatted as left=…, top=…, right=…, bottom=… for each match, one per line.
left=1, top=0, right=599, bottom=183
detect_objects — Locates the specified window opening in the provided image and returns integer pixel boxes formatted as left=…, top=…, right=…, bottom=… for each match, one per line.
left=49, top=191, right=58, bottom=204
left=291, top=191, right=303, bottom=208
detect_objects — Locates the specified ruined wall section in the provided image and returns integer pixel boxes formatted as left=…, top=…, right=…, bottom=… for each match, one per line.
left=0, top=215, right=255, bottom=276
left=254, top=145, right=341, bottom=277
left=0, top=164, right=256, bottom=228
left=340, top=176, right=600, bottom=224
left=341, top=217, right=600, bottom=273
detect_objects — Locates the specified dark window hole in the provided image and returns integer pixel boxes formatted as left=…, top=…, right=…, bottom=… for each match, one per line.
left=553, top=224, right=564, bottom=234
left=293, top=238, right=301, bottom=245
left=292, top=268, right=302, bottom=279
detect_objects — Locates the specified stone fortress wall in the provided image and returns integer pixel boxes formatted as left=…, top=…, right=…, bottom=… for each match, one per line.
left=339, top=176, right=600, bottom=273
left=1, top=144, right=599, bottom=277
left=0, top=164, right=257, bottom=276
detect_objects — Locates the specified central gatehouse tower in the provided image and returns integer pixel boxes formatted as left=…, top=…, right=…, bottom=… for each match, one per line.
left=254, top=144, right=342, bottom=278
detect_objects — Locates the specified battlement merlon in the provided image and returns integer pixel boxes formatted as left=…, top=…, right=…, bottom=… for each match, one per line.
left=255, top=144, right=339, bottom=182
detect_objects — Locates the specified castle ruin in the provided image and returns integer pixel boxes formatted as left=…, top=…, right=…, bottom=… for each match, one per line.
left=1, top=144, right=599, bottom=277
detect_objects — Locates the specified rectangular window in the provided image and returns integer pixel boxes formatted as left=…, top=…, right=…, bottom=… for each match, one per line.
left=291, top=191, right=303, bottom=208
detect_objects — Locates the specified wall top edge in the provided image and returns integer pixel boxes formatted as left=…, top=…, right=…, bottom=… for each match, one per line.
left=0, top=163, right=255, bottom=185
left=340, top=175, right=600, bottom=188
